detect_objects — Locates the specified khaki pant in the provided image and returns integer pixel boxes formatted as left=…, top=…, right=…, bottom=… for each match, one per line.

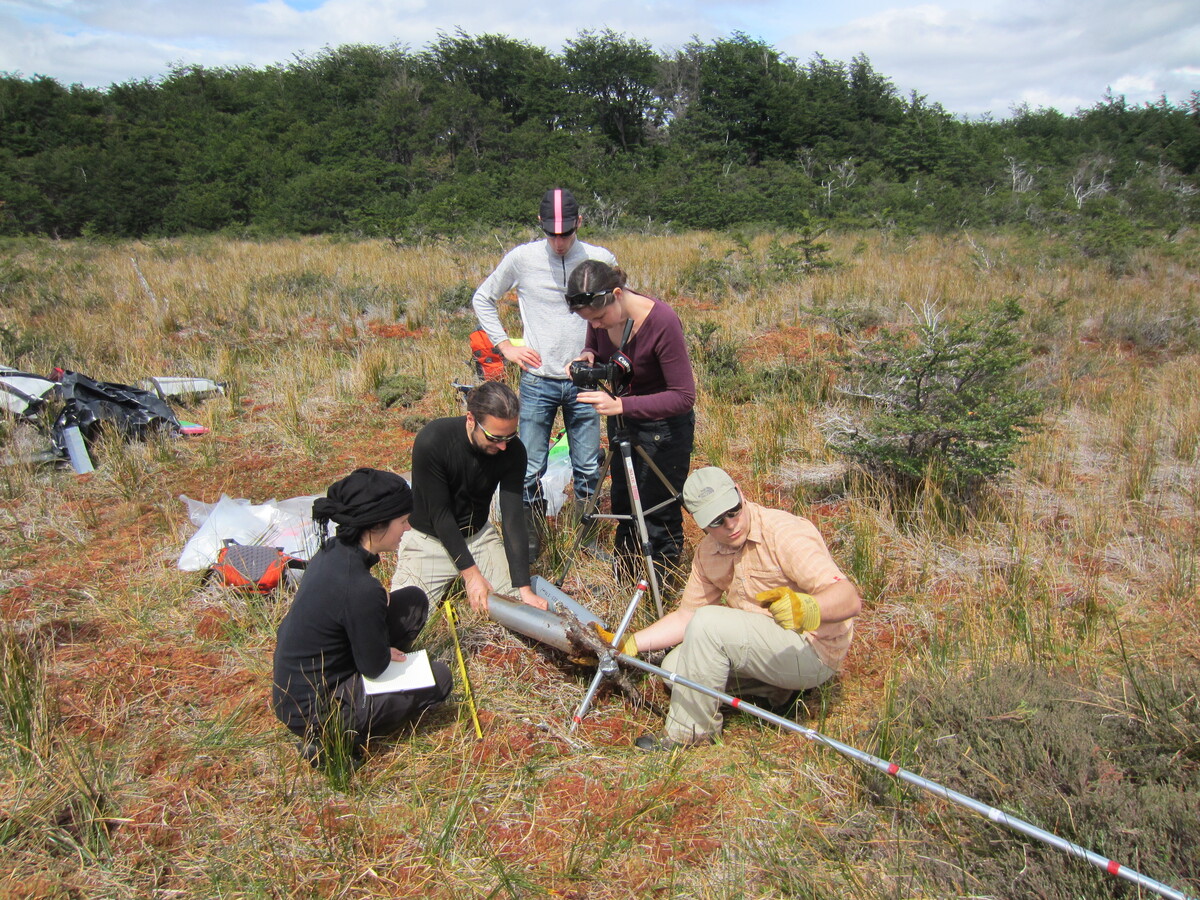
left=389, top=525, right=515, bottom=612
left=661, top=606, right=835, bottom=744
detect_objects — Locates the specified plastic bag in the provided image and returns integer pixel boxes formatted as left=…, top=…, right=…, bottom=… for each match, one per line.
left=177, top=494, right=323, bottom=571
left=541, top=438, right=573, bottom=516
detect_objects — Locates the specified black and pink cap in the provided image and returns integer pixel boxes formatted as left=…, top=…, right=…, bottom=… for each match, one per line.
left=539, top=188, right=580, bottom=235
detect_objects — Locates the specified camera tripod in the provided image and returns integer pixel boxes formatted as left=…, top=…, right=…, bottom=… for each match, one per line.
left=553, top=414, right=682, bottom=618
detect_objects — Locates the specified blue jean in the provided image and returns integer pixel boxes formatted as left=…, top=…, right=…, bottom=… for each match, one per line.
left=518, top=372, right=601, bottom=507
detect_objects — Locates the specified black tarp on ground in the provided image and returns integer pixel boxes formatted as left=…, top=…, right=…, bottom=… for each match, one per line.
left=50, top=370, right=181, bottom=458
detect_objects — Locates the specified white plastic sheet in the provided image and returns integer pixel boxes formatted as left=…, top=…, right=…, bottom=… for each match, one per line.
left=177, top=493, right=323, bottom=571
left=179, top=439, right=573, bottom=572
left=541, top=436, right=573, bottom=516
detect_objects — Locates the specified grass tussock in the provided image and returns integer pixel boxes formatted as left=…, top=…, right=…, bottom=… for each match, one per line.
left=0, top=229, right=1198, bottom=898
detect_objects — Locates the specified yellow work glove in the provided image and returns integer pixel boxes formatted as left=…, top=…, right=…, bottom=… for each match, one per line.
left=594, top=623, right=639, bottom=657
left=756, top=586, right=821, bottom=632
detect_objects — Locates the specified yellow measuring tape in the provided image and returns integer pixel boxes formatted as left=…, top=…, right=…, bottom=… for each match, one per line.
left=441, top=598, right=483, bottom=739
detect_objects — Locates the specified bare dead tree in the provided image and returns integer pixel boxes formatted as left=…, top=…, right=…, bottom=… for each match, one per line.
left=1068, top=155, right=1113, bottom=208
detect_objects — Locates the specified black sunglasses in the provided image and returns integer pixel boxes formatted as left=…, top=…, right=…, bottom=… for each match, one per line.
left=566, top=290, right=614, bottom=312
left=707, top=503, right=743, bottom=529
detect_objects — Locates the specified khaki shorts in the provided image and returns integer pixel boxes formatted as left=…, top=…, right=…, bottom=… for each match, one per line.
left=389, top=525, right=515, bottom=612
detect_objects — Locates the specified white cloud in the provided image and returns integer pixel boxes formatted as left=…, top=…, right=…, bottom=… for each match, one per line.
left=0, top=0, right=1195, bottom=115
left=782, top=0, right=1199, bottom=114
left=1110, top=74, right=1158, bottom=97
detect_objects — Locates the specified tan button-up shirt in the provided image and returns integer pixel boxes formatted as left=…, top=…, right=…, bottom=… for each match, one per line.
left=679, top=500, right=854, bottom=669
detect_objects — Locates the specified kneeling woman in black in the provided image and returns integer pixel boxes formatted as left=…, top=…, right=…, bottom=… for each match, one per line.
left=272, top=468, right=452, bottom=764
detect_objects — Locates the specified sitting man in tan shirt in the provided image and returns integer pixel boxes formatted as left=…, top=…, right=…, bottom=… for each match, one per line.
left=617, top=466, right=862, bottom=751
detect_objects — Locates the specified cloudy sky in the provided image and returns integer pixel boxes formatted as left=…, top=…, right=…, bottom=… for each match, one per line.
left=1, top=0, right=1196, bottom=117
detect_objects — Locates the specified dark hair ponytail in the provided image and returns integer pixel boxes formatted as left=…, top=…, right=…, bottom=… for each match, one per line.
left=566, top=260, right=627, bottom=299
left=465, top=381, right=519, bottom=420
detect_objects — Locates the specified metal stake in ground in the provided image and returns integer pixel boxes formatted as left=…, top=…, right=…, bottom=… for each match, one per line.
left=600, top=648, right=1195, bottom=900
left=568, top=579, right=649, bottom=732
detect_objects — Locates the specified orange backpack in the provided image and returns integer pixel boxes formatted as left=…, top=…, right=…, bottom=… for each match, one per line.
left=470, top=330, right=506, bottom=381
left=207, top=540, right=305, bottom=593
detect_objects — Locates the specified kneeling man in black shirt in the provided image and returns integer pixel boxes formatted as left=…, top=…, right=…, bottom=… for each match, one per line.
left=390, top=381, right=547, bottom=613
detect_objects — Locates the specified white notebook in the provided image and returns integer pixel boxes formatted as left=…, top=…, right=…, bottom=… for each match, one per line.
left=362, top=650, right=436, bottom=695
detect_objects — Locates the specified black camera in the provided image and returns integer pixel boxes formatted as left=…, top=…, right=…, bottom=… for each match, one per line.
left=568, top=351, right=633, bottom=393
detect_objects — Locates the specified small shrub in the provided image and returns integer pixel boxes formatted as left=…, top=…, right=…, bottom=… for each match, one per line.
left=376, top=374, right=427, bottom=410
left=688, top=320, right=742, bottom=377
left=434, top=282, right=475, bottom=315
left=681, top=226, right=838, bottom=299
left=765, top=225, right=837, bottom=278
left=826, top=298, right=1043, bottom=501
left=864, top=665, right=1200, bottom=899
left=679, top=256, right=752, bottom=298
left=1076, top=206, right=1146, bottom=275
left=400, top=414, right=429, bottom=433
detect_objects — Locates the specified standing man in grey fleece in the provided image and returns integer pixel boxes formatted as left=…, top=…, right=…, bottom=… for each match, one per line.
left=471, top=188, right=617, bottom=554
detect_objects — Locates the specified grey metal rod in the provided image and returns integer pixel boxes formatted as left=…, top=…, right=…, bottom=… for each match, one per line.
left=618, top=440, right=664, bottom=617
left=487, top=596, right=593, bottom=655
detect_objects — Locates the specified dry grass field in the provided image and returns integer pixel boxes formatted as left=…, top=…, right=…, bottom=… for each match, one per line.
left=1, top=229, right=1198, bottom=899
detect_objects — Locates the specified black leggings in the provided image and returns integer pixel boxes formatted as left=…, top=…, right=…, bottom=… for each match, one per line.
left=327, top=586, right=453, bottom=747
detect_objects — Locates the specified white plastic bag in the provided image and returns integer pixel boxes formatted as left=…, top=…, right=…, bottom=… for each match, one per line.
left=540, top=447, right=572, bottom=516
left=177, top=493, right=323, bottom=571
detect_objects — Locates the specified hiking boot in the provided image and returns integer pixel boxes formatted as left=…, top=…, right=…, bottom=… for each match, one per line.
left=764, top=689, right=802, bottom=718
left=634, top=732, right=712, bottom=752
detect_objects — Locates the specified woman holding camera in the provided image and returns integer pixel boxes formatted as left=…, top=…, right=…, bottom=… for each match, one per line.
left=566, top=260, right=696, bottom=588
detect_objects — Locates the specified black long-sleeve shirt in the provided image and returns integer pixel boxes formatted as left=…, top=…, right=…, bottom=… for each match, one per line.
left=409, top=415, right=531, bottom=588
left=271, top=539, right=390, bottom=733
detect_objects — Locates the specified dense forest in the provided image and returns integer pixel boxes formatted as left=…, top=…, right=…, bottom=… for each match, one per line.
left=1, top=30, right=1198, bottom=239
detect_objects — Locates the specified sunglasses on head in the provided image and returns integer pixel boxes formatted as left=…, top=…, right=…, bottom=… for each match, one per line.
left=476, top=422, right=519, bottom=444
left=707, top=503, right=743, bottom=529
left=566, top=290, right=614, bottom=312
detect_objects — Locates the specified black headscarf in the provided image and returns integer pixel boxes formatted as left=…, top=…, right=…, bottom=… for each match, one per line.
left=312, top=468, right=413, bottom=530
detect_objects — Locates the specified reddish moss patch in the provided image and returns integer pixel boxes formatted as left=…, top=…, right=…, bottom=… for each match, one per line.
left=745, top=326, right=845, bottom=363
left=194, top=607, right=232, bottom=640
left=367, top=322, right=425, bottom=340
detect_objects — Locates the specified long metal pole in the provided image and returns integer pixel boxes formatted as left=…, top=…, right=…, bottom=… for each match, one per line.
left=613, top=652, right=1195, bottom=900
left=617, top=442, right=664, bottom=617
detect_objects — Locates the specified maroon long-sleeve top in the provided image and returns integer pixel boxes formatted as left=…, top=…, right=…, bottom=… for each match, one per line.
left=584, top=295, right=696, bottom=420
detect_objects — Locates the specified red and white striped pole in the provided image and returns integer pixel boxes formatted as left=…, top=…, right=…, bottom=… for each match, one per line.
left=616, top=654, right=1195, bottom=900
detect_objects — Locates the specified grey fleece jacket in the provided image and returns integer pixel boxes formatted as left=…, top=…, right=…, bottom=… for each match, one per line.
left=471, top=237, right=617, bottom=379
